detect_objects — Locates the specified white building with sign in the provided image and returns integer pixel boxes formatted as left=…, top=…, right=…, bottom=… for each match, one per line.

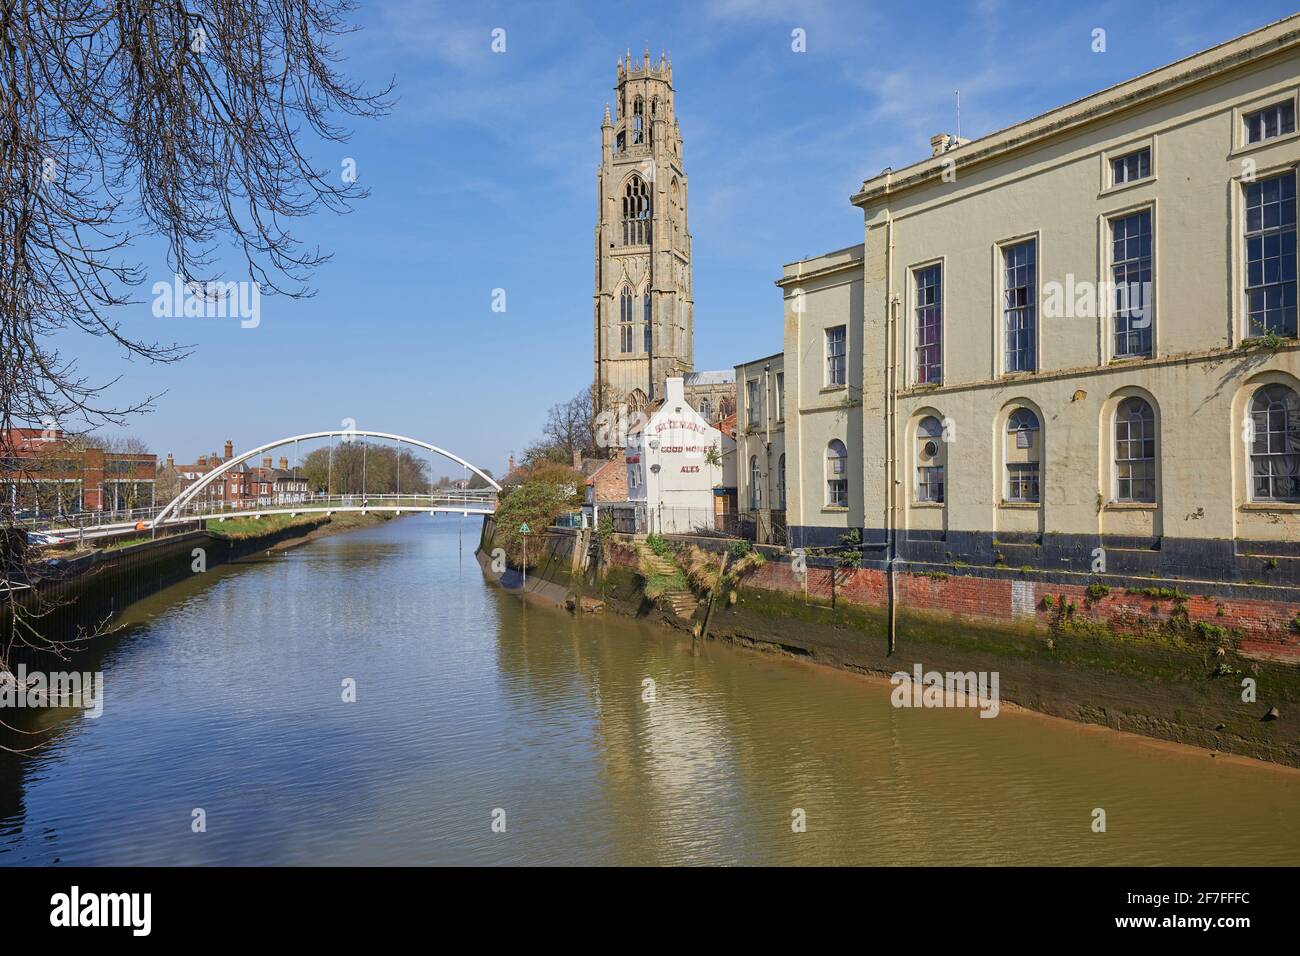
left=626, top=377, right=729, bottom=534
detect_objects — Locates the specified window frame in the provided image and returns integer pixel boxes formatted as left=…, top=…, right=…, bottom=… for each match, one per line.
left=1248, top=383, right=1300, bottom=503
left=1231, top=88, right=1300, bottom=156
left=1100, top=135, right=1157, bottom=197
left=1112, top=396, right=1158, bottom=504
left=825, top=325, right=847, bottom=387
left=746, top=379, right=761, bottom=426
left=996, top=235, right=1040, bottom=376
left=618, top=287, right=634, bottom=353
left=1103, top=202, right=1156, bottom=361
left=1003, top=407, right=1042, bottom=504
left=911, top=259, right=944, bottom=386
left=825, top=439, right=848, bottom=509
left=914, top=415, right=946, bottom=504
left=1239, top=167, right=1298, bottom=342
left=748, top=456, right=762, bottom=510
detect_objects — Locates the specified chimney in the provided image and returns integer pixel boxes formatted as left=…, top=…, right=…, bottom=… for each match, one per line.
left=572, top=449, right=583, bottom=469
left=930, top=132, right=969, bottom=157
left=507, top=455, right=516, bottom=473
left=211, top=450, right=219, bottom=464
left=198, top=455, right=208, bottom=467
left=224, top=440, right=233, bottom=459
left=279, top=456, right=288, bottom=470
left=166, top=453, right=174, bottom=468
left=263, top=455, right=273, bottom=469
left=665, top=375, right=685, bottom=407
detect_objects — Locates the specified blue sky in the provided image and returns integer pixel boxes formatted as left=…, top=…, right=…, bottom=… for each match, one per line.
left=66, top=0, right=1298, bottom=478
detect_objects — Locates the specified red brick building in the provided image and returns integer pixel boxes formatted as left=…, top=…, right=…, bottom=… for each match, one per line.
left=1, top=428, right=157, bottom=516
left=167, top=441, right=308, bottom=511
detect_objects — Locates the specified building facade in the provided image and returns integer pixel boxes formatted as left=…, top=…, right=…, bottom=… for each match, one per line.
left=734, top=352, right=787, bottom=543
left=778, top=245, right=866, bottom=547
left=782, top=16, right=1300, bottom=583
left=593, top=49, right=695, bottom=415
left=1, top=428, right=157, bottom=517
left=625, top=377, right=727, bottom=534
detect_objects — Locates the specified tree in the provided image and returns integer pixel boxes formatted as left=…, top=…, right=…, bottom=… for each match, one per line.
left=0, top=1, right=391, bottom=713
left=466, top=468, right=495, bottom=491
left=299, top=443, right=428, bottom=495
left=542, top=387, right=600, bottom=462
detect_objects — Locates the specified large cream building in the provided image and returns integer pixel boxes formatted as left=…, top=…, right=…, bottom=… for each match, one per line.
left=782, top=16, right=1300, bottom=584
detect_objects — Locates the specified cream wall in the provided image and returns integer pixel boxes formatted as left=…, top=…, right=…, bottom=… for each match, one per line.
left=853, top=29, right=1300, bottom=553
left=778, top=247, right=866, bottom=546
left=735, top=353, right=786, bottom=533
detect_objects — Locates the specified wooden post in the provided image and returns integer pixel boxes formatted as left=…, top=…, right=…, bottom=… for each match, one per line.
left=698, top=550, right=730, bottom=643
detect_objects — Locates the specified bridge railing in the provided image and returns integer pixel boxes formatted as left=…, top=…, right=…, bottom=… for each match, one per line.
left=33, top=490, right=497, bottom=535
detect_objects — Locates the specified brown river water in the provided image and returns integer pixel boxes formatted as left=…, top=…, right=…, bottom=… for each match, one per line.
left=1, top=515, right=1298, bottom=865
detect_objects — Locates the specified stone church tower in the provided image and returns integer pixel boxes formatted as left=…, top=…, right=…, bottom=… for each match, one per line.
left=593, top=48, right=694, bottom=415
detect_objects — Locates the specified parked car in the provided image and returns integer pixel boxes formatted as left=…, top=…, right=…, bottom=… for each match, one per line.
left=25, top=531, right=67, bottom=547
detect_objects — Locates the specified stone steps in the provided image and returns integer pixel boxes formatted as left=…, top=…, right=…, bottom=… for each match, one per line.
left=636, top=543, right=700, bottom=619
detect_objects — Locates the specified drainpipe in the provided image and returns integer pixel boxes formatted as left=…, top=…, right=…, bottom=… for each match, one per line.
left=884, top=199, right=899, bottom=655
left=763, top=362, right=772, bottom=542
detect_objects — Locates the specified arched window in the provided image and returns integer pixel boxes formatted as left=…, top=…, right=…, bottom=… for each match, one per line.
left=915, top=416, right=946, bottom=503
left=619, top=287, right=634, bottom=353
left=749, top=456, right=761, bottom=510
left=1250, top=384, right=1300, bottom=501
left=698, top=399, right=711, bottom=421
left=643, top=292, right=652, bottom=353
left=778, top=454, right=787, bottom=510
left=1005, top=408, right=1041, bottom=503
left=632, top=97, right=644, bottom=144
left=628, top=388, right=648, bottom=414
left=1114, top=397, right=1156, bottom=502
left=826, top=439, right=848, bottom=508
left=622, top=176, right=651, bottom=245
left=670, top=179, right=680, bottom=249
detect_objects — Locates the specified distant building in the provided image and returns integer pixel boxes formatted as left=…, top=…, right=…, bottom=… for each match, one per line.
left=591, top=49, right=734, bottom=419
left=735, top=352, right=786, bottom=543
left=625, top=377, right=728, bottom=534
left=1, top=428, right=156, bottom=516
left=683, top=369, right=735, bottom=423
left=169, top=441, right=307, bottom=511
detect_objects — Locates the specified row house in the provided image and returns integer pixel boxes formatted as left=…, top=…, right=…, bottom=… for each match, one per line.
left=167, top=441, right=309, bottom=513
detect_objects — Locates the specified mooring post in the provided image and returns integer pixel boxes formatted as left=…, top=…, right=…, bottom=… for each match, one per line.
left=698, top=550, right=730, bottom=644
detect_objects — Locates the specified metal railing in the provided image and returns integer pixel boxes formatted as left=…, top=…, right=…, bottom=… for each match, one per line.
left=22, top=490, right=498, bottom=538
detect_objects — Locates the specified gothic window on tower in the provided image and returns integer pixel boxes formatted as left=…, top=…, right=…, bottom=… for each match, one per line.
left=670, top=179, right=680, bottom=248
left=622, top=176, right=651, bottom=245
left=643, top=292, right=652, bottom=353
left=619, top=287, right=634, bottom=353
left=632, top=98, right=644, bottom=145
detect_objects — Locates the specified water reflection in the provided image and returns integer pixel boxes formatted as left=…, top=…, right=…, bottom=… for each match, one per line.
left=0, top=515, right=1297, bottom=865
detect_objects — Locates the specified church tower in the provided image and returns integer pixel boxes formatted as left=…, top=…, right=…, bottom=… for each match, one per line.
left=594, top=48, right=694, bottom=415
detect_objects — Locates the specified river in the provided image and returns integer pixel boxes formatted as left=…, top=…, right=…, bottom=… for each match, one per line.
left=1, top=515, right=1298, bottom=865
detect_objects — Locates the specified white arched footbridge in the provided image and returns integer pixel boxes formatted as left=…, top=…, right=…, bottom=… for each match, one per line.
left=38, top=430, right=501, bottom=542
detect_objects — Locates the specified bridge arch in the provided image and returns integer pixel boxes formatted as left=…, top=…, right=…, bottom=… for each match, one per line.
left=150, top=430, right=501, bottom=529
